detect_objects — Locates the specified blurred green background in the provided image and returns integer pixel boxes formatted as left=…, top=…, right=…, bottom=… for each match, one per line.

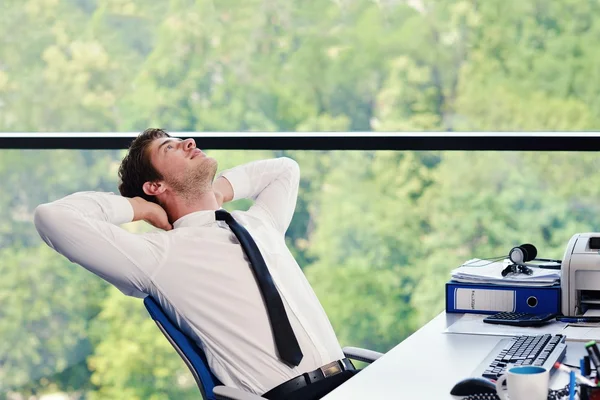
left=2, top=0, right=600, bottom=398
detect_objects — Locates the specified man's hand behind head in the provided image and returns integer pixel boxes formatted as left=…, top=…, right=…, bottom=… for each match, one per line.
left=128, top=197, right=173, bottom=231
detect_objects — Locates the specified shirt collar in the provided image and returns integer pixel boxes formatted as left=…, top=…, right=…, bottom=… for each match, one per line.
left=173, top=210, right=218, bottom=229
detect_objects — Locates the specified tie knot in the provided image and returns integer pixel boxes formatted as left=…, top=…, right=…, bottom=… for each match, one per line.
left=215, top=209, right=232, bottom=221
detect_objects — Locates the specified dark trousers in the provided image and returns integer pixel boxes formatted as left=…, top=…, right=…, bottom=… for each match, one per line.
left=263, top=370, right=360, bottom=400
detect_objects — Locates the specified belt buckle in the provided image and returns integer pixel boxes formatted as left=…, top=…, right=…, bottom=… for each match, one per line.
left=320, top=361, right=342, bottom=378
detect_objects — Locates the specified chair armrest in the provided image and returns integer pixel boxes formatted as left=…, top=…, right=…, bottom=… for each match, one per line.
left=213, top=385, right=267, bottom=400
left=343, top=346, right=384, bottom=364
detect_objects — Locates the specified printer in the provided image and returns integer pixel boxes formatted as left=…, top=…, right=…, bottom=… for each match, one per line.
left=561, top=232, right=600, bottom=316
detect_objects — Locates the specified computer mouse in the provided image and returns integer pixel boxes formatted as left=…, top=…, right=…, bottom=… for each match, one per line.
left=450, top=377, right=497, bottom=398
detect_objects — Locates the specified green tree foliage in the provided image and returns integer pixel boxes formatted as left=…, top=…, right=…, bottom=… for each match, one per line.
left=305, top=151, right=436, bottom=350
left=0, top=245, right=106, bottom=397
left=3, top=0, right=600, bottom=398
left=86, top=290, right=199, bottom=400
left=0, top=149, right=119, bottom=398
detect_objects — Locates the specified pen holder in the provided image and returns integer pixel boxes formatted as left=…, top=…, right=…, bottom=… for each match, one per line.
left=580, top=385, right=600, bottom=400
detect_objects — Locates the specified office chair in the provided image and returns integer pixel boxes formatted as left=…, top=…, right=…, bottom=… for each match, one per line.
left=144, top=296, right=384, bottom=400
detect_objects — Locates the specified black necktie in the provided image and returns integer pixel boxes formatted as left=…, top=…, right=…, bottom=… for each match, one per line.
left=215, top=209, right=303, bottom=366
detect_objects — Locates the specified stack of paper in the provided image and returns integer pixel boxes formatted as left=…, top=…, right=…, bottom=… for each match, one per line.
left=450, top=259, right=560, bottom=287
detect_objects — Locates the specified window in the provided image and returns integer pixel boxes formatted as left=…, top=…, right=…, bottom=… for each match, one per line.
left=2, top=1, right=598, bottom=398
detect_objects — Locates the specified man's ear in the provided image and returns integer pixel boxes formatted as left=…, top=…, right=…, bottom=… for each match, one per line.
left=142, top=181, right=165, bottom=197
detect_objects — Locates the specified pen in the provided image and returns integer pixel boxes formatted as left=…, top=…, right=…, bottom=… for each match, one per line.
left=557, top=317, right=600, bottom=323
left=554, top=362, right=598, bottom=387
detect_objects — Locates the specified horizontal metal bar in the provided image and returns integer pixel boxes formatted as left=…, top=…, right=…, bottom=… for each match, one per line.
left=1, top=132, right=600, bottom=150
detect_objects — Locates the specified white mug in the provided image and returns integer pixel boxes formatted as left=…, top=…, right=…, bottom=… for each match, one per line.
left=495, top=365, right=549, bottom=400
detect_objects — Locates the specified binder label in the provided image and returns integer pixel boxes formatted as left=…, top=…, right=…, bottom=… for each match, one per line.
left=455, top=288, right=515, bottom=312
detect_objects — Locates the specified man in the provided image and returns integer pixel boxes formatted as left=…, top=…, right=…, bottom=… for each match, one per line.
left=34, top=128, right=358, bottom=399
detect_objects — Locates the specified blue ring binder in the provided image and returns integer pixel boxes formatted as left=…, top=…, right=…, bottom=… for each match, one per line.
left=446, top=281, right=561, bottom=315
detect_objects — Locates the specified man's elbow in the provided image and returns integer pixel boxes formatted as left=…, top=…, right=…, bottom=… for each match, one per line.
left=33, top=203, right=63, bottom=240
left=34, top=204, right=52, bottom=230
left=280, top=157, right=300, bottom=177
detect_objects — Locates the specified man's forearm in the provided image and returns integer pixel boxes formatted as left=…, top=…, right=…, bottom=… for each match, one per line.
left=217, top=158, right=298, bottom=202
left=215, top=158, right=299, bottom=233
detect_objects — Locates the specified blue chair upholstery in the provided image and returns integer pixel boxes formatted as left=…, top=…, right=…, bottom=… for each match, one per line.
left=144, top=296, right=223, bottom=400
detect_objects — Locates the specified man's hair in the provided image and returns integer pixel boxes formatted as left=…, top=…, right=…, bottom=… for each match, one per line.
left=118, top=128, right=171, bottom=204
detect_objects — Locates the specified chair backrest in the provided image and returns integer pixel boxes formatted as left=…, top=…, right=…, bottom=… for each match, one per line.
left=144, top=296, right=222, bottom=400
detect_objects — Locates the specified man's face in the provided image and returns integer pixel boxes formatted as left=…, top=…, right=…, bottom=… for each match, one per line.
left=147, top=137, right=218, bottom=197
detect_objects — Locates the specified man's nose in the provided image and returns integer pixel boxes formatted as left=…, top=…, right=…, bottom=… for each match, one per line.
left=183, top=138, right=196, bottom=149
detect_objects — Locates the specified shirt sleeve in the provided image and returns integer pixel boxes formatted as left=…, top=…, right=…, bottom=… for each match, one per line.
left=34, top=191, right=169, bottom=298
left=218, top=157, right=300, bottom=234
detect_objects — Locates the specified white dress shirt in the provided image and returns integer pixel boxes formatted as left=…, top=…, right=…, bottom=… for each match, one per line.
left=34, top=157, right=345, bottom=395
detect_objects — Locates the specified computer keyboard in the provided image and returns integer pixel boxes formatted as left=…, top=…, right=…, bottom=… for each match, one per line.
left=472, top=334, right=567, bottom=380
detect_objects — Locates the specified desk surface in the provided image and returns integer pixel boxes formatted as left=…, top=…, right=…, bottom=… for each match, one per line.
left=323, top=312, right=587, bottom=399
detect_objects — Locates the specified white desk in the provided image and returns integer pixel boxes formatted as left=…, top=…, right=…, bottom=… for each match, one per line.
left=323, top=312, right=588, bottom=399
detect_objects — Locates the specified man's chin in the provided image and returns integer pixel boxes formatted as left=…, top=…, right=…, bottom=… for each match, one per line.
left=207, top=157, right=218, bottom=176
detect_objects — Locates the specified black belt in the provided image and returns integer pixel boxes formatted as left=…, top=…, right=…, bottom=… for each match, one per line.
left=264, top=358, right=355, bottom=399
